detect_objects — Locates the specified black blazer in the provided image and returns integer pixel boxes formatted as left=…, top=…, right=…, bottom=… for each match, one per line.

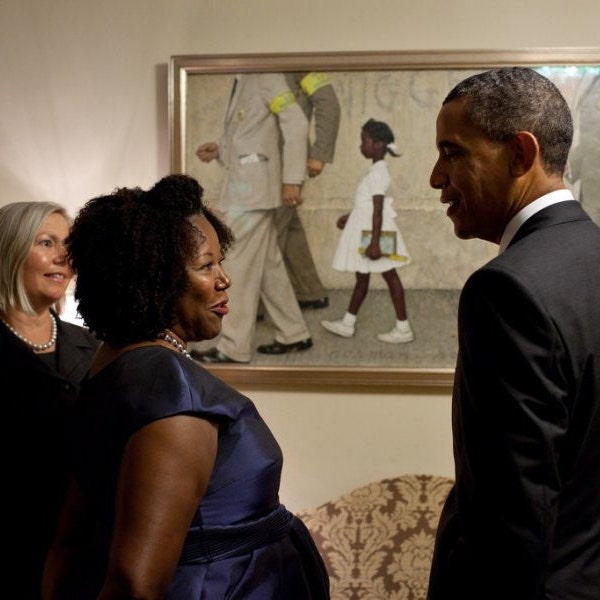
left=1, top=314, right=100, bottom=599
left=428, top=201, right=600, bottom=599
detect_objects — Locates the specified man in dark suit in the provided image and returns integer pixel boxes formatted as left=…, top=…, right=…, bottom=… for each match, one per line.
left=274, top=72, right=341, bottom=310
left=427, top=67, right=600, bottom=599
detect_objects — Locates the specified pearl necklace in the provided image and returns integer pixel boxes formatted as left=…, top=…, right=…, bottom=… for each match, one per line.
left=1, top=312, right=57, bottom=352
left=157, top=329, right=193, bottom=360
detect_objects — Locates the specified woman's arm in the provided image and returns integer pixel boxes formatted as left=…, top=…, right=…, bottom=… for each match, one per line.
left=99, top=415, right=218, bottom=599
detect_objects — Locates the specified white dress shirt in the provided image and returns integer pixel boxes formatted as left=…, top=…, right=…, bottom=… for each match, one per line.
left=498, top=189, right=576, bottom=254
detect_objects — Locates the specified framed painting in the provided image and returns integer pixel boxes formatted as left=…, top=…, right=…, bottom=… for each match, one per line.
left=169, top=48, right=600, bottom=388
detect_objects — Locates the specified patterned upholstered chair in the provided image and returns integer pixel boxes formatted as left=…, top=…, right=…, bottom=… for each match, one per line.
left=296, top=474, right=454, bottom=600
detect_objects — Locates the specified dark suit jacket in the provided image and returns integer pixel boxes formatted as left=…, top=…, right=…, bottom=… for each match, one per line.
left=1, top=314, right=99, bottom=599
left=428, top=201, right=600, bottom=600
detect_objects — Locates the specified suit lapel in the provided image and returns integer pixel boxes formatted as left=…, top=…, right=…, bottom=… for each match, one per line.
left=224, top=75, right=241, bottom=127
left=55, top=318, right=97, bottom=382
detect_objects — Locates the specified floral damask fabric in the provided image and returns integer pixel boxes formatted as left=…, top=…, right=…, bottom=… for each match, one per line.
left=296, top=474, right=454, bottom=600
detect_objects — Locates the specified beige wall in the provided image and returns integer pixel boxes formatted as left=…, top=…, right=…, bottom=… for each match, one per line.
left=1, top=0, right=598, bottom=511
left=251, top=387, right=453, bottom=511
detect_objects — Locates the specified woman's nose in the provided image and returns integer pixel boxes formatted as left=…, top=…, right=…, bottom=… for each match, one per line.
left=216, top=269, right=231, bottom=289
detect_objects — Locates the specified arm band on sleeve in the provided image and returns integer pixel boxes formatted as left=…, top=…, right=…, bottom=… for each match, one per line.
left=269, top=90, right=296, bottom=114
left=299, top=72, right=331, bottom=96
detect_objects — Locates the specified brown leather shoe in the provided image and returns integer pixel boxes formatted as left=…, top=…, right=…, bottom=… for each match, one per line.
left=256, top=338, right=313, bottom=355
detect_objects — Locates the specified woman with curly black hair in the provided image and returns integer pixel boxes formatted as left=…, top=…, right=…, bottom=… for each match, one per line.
left=43, top=174, right=329, bottom=599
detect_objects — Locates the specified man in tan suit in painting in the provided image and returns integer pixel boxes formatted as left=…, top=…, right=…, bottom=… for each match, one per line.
left=193, top=72, right=313, bottom=363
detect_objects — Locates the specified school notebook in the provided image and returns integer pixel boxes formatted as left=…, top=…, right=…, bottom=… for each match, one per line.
left=358, top=230, right=409, bottom=262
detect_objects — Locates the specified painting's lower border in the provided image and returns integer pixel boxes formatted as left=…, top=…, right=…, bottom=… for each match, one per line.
left=200, top=364, right=454, bottom=390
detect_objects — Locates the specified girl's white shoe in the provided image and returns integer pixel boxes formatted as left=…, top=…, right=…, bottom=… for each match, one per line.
left=377, top=326, right=414, bottom=344
left=321, top=319, right=355, bottom=338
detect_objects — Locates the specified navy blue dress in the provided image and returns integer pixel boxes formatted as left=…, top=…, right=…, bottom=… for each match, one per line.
left=70, top=346, right=329, bottom=599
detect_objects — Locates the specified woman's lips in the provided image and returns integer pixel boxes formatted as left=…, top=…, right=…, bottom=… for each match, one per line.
left=211, top=302, right=229, bottom=316
left=46, top=272, right=69, bottom=282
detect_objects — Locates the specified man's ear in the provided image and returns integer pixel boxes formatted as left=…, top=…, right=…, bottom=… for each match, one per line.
left=509, top=131, right=539, bottom=176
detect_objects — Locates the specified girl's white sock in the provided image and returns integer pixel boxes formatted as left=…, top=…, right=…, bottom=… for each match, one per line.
left=343, top=312, right=357, bottom=326
left=395, top=319, right=411, bottom=332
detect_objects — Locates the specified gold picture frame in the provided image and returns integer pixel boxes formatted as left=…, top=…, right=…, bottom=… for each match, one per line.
left=169, top=48, right=600, bottom=388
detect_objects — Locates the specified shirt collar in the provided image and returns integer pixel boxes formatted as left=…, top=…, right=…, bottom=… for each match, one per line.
left=498, top=189, right=575, bottom=254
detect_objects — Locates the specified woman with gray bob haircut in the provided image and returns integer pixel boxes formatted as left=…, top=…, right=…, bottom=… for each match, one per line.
left=0, top=200, right=100, bottom=599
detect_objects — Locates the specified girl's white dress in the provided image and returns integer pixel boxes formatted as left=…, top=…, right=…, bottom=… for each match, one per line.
left=332, top=160, right=411, bottom=274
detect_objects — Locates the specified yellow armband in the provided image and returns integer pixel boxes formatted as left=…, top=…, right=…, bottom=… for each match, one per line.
left=269, top=90, right=296, bottom=114
left=299, top=72, right=331, bottom=96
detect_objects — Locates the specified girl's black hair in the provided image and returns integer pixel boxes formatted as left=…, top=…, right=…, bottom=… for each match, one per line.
left=362, top=118, right=401, bottom=157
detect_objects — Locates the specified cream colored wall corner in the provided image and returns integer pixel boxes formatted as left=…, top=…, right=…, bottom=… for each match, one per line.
left=246, top=388, right=453, bottom=512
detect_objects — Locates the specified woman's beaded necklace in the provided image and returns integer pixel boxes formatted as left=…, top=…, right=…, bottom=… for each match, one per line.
left=157, top=329, right=193, bottom=360
left=1, top=312, right=57, bottom=352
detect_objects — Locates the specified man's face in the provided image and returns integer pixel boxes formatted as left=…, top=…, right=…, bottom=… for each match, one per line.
left=430, top=98, right=514, bottom=244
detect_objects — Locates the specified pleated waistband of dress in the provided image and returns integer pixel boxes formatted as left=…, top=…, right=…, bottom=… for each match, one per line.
left=179, top=504, right=294, bottom=564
